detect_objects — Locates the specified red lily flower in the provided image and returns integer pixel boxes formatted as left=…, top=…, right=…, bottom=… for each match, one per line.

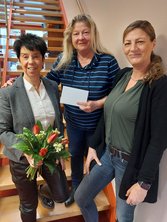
left=39, top=147, right=48, bottom=157
left=47, top=132, right=58, bottom=144
left=32, top=124, right=40, bottom=135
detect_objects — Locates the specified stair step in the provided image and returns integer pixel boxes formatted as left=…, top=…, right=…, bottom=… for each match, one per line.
left=44, top=37, right=64, bottom=41
left=0, top=15, right=5, bottom=21
left=47, top=46, right=63, bottom=51
left=0, top=191, right=110, bottom=222
left=10, top=24, right=65, bottom=33
left=0, top=35, right=63, bottom=42
left=0, top=22, right=6, bottom=28
left=0, top=161, right=71, bottom=191
left=4, top=70, right=50, bottom=76
left=12, top=9, right=63, bottom=17
left=1, top=45, right=62, bottom=52
left=12, top=15, right=64, bottom=25
left=13, top=2, right=61, bottom=11
left=0, top=68, right=50, bottom=76
left=13, top=0, right=59, bottom=4
left=7, top=57, right=56, bottom=62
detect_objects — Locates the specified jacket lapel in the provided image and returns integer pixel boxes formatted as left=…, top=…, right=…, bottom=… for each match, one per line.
left=42, top=78, right=61, bottom=129
left=14, top=76, right=35, bottom=127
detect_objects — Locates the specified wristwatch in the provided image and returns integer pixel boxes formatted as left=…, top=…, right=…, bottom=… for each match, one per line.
left=138, top=181, right=151, bottom=190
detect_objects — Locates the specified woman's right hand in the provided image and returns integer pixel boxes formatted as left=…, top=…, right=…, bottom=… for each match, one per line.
left=24, top=153, right=43, bottom=168
left=85, top=147, right=102, bottom=174
left=56, top=158, right=66, bottom=171
left=1, top=77, right=16, bottom=88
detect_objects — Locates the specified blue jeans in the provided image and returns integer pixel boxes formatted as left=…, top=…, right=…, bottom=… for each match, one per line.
left=74, top=149, right=135, bottom=222
left=66, top=122, right=94, bottom=187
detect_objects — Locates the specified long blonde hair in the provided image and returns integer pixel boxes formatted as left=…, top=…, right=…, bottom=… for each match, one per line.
left=56, top=14, right=110, bottom=70
left=123, top=20, right=164, bottom=82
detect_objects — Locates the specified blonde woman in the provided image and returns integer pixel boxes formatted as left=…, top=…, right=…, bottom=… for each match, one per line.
left=47, top=14, right=120, bottom=206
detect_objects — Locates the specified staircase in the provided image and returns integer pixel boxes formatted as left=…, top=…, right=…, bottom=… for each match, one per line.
left=0, top=0, right=66, bottom=85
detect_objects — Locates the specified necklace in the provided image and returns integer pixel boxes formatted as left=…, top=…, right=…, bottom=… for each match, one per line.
left=130, top=76, right=138, bottom=82
left=130, top=75, right=144, bottom=82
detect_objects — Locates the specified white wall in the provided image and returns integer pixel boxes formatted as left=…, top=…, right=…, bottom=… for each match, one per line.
left=62, top=0, right=80, bottom=22
left=63, top=0, right=167, bottom=71
left=83, top=0, right=167, bottom=71
left=62, top=1, right=167, bottom=221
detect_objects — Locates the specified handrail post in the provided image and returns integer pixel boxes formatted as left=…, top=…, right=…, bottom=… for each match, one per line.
left=2, top=0, right=14, bottom=85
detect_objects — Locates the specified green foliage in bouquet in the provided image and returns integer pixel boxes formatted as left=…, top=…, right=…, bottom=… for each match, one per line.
left=13, top=120, right=70, bottom=180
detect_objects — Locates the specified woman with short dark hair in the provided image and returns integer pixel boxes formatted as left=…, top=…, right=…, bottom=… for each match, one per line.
left=0, top=33, right=69, bottom=222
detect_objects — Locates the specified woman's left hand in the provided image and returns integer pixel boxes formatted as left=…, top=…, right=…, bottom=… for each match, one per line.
left=77, top=100, right=99, bottom=112
left=77, top=96, right=107, bottom=112
left=126, top=183, right=148, bottom=206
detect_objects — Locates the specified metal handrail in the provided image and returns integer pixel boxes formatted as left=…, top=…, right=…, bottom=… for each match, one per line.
left=76, top=0, right=85, bottom=14
left=2, top=0, right=14, bottom=85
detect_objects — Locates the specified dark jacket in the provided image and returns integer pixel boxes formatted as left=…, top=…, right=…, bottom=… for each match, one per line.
left=90, top=68, right=167, bottom=203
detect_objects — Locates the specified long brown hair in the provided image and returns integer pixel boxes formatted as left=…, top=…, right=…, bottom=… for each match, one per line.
left=123, top=20, right=164, bottom=82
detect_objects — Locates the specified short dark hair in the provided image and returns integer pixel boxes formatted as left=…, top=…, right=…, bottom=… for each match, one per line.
left=13, top=33, right=47, bottom=59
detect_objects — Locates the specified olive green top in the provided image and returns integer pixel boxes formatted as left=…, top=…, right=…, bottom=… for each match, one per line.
left=104, top=70, right=144, bottom=154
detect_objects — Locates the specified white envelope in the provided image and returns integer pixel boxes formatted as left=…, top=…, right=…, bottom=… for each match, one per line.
left=60, top=86, right=89, bottom=106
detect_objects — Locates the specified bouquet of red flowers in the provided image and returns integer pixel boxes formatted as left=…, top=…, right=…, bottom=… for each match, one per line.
left=13, top=121, right=70, bottom=180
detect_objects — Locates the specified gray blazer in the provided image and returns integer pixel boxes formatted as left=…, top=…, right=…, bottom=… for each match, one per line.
left=0, top=76, right=64, bottom=162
